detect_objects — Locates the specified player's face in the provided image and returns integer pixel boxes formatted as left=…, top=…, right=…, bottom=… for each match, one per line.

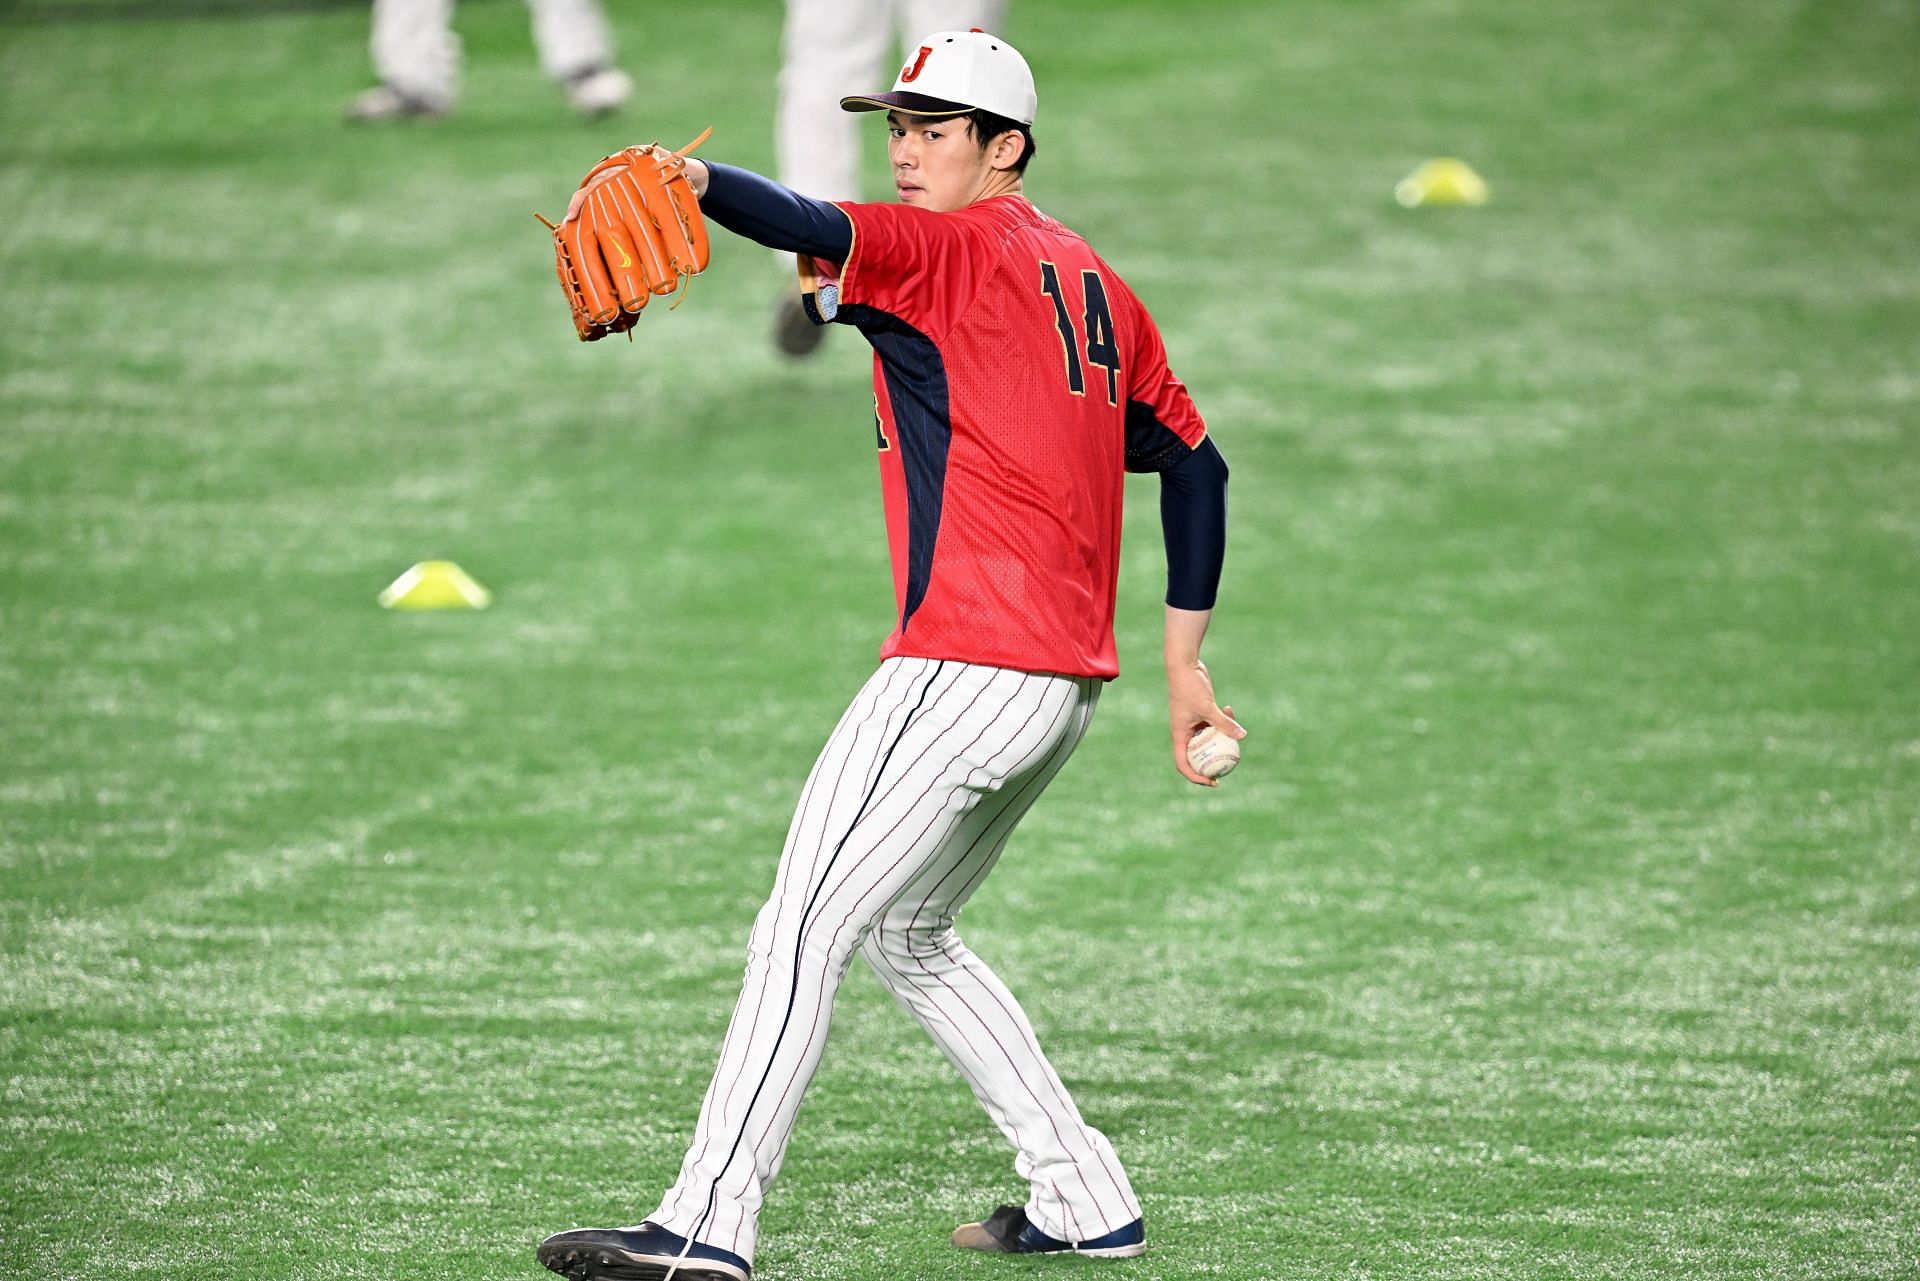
left=887, top=113, right=996, bottom=212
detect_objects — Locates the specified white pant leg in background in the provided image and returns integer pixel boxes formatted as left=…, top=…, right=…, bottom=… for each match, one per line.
left=777, top=0, right=893, bottom=201
left=899, top=0, right=1009, bottom=59
left=649, top=657, right=1134, bottom=1264
left=525, top=0, right=616, bottom=82
left=776, top=0, right=1012, bottom=202
left=371, top=0, right=460, bottom=105
left=369, top=0, right=614, bottom=104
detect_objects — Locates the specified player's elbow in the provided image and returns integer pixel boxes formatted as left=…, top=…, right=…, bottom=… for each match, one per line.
left=1192, top=436, right=1228, bottom=485
left=1164, top=436, right=1227, bottom=490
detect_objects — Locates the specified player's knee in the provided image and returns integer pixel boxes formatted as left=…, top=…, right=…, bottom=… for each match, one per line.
left=794, top=916, right=869, bottom=971
left=865, top=914, right=955, bottom=963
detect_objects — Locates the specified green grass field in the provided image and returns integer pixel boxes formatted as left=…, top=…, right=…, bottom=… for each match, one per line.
left=3, top=0, right=1917, bottom=1277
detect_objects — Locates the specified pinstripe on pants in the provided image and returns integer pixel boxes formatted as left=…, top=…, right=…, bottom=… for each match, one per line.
left=647, top=657, right=1141, bottom=1263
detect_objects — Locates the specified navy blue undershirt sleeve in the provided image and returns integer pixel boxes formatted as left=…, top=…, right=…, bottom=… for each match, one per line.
left=699, top=162, right=854, bottom=263
left=1158, top=436, right=1229, bottom=610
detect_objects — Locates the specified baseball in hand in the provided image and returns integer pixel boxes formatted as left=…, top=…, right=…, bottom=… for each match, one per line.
left=1187, top=726, right=1241, bottom=780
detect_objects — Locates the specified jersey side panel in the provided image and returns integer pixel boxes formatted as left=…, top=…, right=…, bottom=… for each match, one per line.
left=871, top=370, right=911, bottom=627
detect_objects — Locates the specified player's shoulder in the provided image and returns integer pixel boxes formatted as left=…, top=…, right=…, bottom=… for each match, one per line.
left=981, top=197, right=1116, bottom=279
left=966, top=192, right=1050, bottom=225
left=980, top=195, right=1085, bottom=245
left=988, top=201, right=1152, bottom=319
left=843, top=195, right=1029, bottom=253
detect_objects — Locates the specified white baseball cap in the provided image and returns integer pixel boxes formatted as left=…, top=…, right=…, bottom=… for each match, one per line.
left=840, top=29, right=1037, bottom=126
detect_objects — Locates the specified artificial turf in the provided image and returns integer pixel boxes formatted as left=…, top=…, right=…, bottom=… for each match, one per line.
left=2, top=0, right=1916, bottom=1277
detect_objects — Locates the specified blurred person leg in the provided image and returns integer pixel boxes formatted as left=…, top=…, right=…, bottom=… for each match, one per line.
left=347, top=0, right=459, bottom=121
left=777, top=0, right=1009, bottom=200
left=899, top=0, right=1008, bottom=54
left=527, top=0, right=633, bottom=118
left=768, top=0, right=1010, bottom=356
left=777, top=0, right=891, bottom=203
left=768, top=0, right=890, bottom=356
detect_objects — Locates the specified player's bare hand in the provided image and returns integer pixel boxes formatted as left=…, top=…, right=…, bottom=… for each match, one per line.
left=1167, top=659, right=1244, bottom=788
left=564, top=155, right=710, bottom=224
left=563, top=169, right=617, bottom=224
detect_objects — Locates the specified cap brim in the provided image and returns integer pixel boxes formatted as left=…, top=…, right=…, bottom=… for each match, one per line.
left=839, top=91, right=975, bottom=117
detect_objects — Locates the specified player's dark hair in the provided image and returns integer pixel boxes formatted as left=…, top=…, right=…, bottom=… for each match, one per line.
left=954, top=108, right=1036, bottom=174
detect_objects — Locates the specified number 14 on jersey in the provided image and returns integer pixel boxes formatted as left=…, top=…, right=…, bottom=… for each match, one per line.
left=1040, top=262, right=1121, bottom=406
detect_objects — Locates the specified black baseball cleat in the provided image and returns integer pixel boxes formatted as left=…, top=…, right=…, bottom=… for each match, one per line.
left=536, top=1222, right=751, bottom=1281
left=772, top=289, right=827, bottom=358
left=951, top=1204, right=1148, bottom=1259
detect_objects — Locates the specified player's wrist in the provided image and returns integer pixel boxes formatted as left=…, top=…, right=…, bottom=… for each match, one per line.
left=684, top=157, right=710, bottom=199
left=1163, top=605, right=1211, bottom=672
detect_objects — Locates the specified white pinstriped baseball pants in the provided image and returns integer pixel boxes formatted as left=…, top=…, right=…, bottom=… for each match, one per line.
left=648, top=657, right=1142, bottom=1263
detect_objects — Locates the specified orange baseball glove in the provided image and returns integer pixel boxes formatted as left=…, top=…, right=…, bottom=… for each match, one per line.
left=538, top=128, right=713, bottom=342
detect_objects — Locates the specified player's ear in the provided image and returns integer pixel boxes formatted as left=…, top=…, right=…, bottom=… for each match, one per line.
left=989, top=129, right=1024, bottom=172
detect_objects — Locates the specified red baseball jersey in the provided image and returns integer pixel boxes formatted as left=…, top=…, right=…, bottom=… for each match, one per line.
left=805, top=194, right=1207, bottom=680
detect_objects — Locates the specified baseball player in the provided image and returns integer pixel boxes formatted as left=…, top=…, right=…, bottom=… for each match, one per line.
left=538, top=29, right=1237, bottom=1281
left=345, top=0, right=631, bottom=122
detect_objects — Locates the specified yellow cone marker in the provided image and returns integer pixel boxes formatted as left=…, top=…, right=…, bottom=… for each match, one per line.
left=379, top=560, right=492, bottom=610
left=1395, top=158, right=1490, bottom=208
